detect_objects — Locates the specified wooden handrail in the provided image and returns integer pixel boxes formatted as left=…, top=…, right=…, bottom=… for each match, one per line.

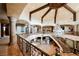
left=17, top=34, right=49, bottom=56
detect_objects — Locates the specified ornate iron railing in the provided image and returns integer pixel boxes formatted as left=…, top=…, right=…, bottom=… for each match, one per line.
left=17, top=34, right=49, bottom=56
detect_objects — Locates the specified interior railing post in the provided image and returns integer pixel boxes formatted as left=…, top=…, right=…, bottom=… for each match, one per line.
left=29, top=44, right=31, bottom=55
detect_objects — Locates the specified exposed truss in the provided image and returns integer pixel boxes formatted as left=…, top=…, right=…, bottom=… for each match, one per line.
left=29, top=3, right=76, bottom=24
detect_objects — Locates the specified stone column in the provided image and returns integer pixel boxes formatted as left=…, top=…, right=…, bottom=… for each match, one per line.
left=29, top=24, right=31, bottom=34
left=1, top=23, right=4, bottom=37
left=5, top=24, right=9, bottom=35
left=41, top=26, right=43, bottom=33
left=0, top=23, right=1, bottom=37
left=9, top=17, right=17, bottom=45
left=41, top=26, right=43, bottom=44
left=74, top=25, right=76, bottom=32
left=74, top=25, right=77, bottom=35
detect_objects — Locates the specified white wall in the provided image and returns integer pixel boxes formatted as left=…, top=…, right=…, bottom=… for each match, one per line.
left=56, top=7, right=73, bottom=24
left=43, top=19, right=54, bottom=25
left=16, top=26, right=26, bottom=34
left=16, top=26, right=22, bottom=34
left=30, top=18, right=41, bottom=25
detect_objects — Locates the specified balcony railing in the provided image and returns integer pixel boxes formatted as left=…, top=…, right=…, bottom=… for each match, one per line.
left=17, top=34, right=50, bottom=56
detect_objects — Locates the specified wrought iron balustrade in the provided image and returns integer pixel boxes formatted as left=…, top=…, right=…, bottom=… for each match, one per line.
left=17, top=34, right=49, bottom=56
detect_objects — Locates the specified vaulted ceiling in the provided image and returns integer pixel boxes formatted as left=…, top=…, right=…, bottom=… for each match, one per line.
left=19, top=3, right=79, bottom=25
left=0, top=3, right=79, bottom=25
left=6, top=3, right=26, bottom=18
left=0, top=3, right=27, bottom=25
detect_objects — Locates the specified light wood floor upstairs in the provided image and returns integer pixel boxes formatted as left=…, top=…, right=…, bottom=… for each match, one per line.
left=0, top=44, right=23, bottom=56
left=0, top=36, right=22, bottom=56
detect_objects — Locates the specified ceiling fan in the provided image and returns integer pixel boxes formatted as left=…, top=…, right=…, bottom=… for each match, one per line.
left=29, top=3, right=76, bottom=23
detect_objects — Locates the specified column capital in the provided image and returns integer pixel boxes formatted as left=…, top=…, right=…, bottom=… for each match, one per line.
left=8, top=16, right=17, bottom=22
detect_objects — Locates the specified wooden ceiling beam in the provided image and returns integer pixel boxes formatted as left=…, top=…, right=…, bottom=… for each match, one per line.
left=54, top=9, right=58, bottom=23
left=29, top=12, right=31, bottom=20
left=30, top=4, right=49, bottom=14
left=63, top=4, right=76, bottom=13
left=73, top=12, right=76, bottom=21
left=29, top=4, right=49, bottom=21
left=64, top=4, right=76, bottom=21
left=41, top=8, right=52, bottom=23
left=2, top=3, right=7, bottom=12
left=49, top=3, right=66, bottom=9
